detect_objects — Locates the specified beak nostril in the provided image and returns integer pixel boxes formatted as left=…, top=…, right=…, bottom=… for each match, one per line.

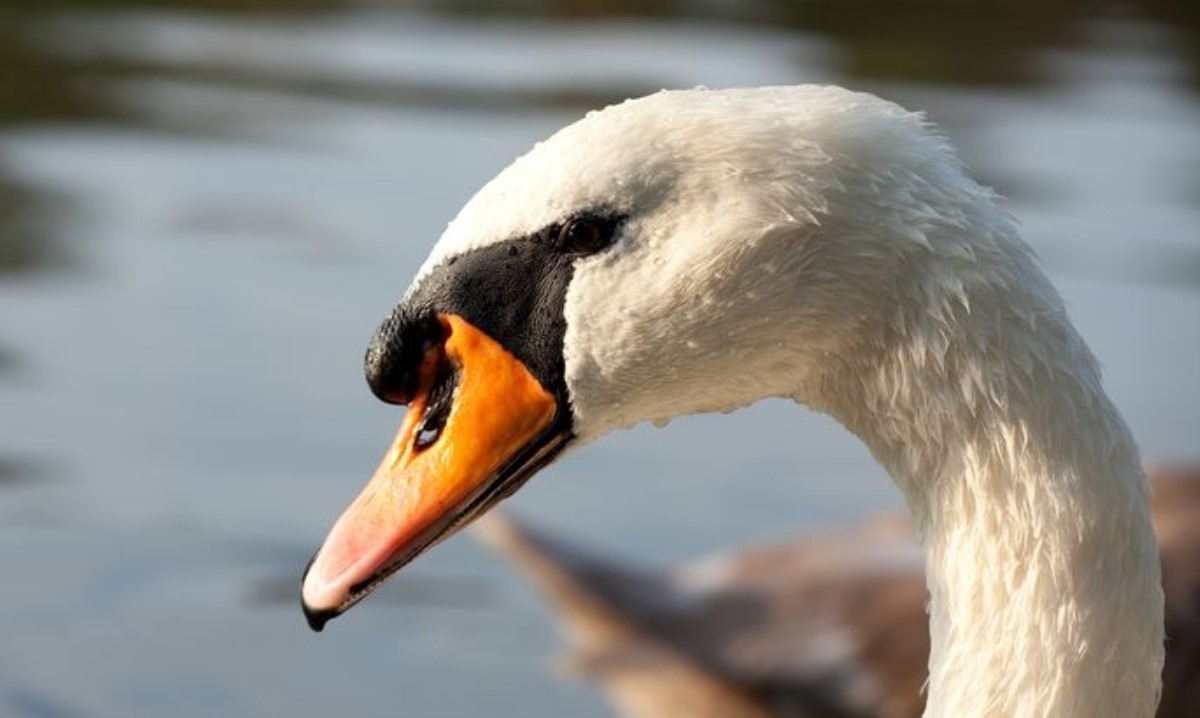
left=364, top=310, right=446, bottom=405
left=412, top=359, right=458, bottom=451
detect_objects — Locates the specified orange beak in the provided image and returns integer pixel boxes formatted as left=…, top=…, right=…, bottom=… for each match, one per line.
left=301, top=314, right=561, bottom=630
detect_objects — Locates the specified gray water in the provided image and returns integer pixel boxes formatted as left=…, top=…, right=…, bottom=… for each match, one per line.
left=1, top=4, right=1198, bottom=717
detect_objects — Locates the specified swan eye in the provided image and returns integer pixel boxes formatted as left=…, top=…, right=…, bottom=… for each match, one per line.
left=558, top=216, right=615, bottom=255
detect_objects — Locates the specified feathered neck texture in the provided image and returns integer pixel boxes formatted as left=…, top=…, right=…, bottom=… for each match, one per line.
left=815, top=222, right=1164, bottom=716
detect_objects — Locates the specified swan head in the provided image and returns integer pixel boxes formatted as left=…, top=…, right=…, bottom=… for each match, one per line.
left=301, top=85, right=1025, bottom=629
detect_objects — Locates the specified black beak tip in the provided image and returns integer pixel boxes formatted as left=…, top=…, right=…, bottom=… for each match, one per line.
left=303, top=603, right=336, bottom=633
left=301, top=552, right=338, bottom=633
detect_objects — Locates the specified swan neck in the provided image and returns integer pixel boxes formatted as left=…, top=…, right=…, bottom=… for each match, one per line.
left=838, top=314, right=1164, bottom=717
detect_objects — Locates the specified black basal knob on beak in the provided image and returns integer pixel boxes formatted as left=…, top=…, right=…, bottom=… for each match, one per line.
left=364, top=308, right=445, bottom=405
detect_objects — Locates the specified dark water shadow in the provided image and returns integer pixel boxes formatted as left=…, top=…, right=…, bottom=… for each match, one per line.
left=3, top=686, right=88, bottom=718
left=1138, top=0, right=1200, bottom=92
left=55, top=55, right=654, bottom=120
left=0, top=172, right=72, bottom=277
left=0, top=1, right=1196, bottom=140
left=0, top=456, right=49, bottom=488
left=434, top=0, right=1200, bottom=89
left=0, top=163, right=79, bottom=381
left=0, top=345, right=20, bottom=376
left=0, top=1, right=641, bottom=138
left=0, top=1, right=1196, bottom=144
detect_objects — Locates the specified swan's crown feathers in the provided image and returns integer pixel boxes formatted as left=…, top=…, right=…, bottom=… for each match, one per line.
left=417, top=85, right=959, bottom=284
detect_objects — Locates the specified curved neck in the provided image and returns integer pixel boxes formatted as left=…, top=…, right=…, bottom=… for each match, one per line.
left=814, top=277, right=1164, bottom=716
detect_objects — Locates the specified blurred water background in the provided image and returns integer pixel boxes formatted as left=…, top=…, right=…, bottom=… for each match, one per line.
left=0, top=1, right=1197, bottom=716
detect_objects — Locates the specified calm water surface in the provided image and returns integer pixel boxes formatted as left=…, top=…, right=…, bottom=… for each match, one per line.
left=1, top=5, right=1197, bottom=717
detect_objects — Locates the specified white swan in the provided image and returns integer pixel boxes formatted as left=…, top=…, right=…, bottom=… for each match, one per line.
left=300, top=85, right=1164, bottom=717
